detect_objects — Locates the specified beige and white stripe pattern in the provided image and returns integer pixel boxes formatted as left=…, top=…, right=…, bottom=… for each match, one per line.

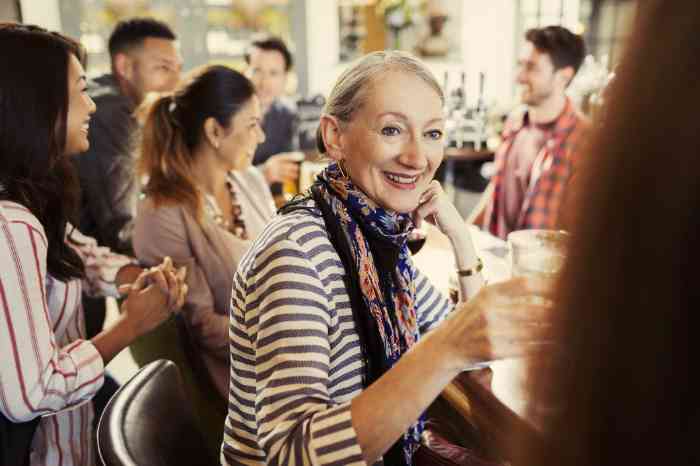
left=222, top=203, right=451, bottom=465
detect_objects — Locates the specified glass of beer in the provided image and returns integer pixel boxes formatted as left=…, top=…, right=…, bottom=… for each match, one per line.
left=508, top=229, right=568, bottom=279
left=282, top=152, right=306, bottom=197
left=491, top=229, right=568, bottom=421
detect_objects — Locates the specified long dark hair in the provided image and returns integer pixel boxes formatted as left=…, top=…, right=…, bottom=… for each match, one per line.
left=138, top=65, right=255, bottom=220
left=519, top=1, right=698, bottom=465
left=0, top=23, right=85, bottom=281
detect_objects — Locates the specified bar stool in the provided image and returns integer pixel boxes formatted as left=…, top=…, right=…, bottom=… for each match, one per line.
left=97, top=359, right=219, bottom=466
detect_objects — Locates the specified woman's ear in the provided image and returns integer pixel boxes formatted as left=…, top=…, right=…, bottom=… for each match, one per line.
left=319, top=114, right=345, bottom=161
left=203, top=117, right=221, bottom=150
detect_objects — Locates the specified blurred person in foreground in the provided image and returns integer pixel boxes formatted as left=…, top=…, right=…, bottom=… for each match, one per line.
left=515, top=2, right=697, bottom=465
left=469, top=26, right=588, bottom=239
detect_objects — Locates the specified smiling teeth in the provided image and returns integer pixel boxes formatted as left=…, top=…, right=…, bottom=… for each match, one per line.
left=386, top=173, right=417, bottom=184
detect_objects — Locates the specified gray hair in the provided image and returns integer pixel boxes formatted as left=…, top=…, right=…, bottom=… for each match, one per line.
left=316, top=50, right=444, bottom=154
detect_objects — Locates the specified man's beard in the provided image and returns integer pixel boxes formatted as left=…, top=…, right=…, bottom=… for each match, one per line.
left=521, top=85, right=553, bottom=107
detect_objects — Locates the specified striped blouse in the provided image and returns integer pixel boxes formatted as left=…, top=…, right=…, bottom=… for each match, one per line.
left=222, top=203, right=452, bottom=466
left=0, top=200, right=132, bottom=466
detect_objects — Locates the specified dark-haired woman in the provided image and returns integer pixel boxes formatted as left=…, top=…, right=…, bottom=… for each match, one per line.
left=0, top=23, right=186, bottom=466
left=133, top=65, right=274, bottom=400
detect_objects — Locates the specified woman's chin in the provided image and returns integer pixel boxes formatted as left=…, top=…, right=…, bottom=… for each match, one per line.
left=66, top=143, right=89, bottom=157
left=375, top=197, right=419, bottom=214
left=233, top=159, right=253, bottom=172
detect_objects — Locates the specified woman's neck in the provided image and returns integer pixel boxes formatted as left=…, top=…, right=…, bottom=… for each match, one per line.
left=190, top=146, right=228, bottom=196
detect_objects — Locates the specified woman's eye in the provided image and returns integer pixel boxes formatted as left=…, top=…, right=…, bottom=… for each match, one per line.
left=426, top=130, right=444, bottom=140
left=381, top=126, right=400, bottom=136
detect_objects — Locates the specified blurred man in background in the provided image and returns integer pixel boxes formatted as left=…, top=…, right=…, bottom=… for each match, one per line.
left=469, top=25, right=588, bottom=239
left=72, top=17, right=181, bottom=337
left=245, top=37, right=302, bottom=200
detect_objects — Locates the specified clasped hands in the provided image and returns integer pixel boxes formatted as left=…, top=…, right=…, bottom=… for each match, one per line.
left=117, top=257, right=188, bottom=337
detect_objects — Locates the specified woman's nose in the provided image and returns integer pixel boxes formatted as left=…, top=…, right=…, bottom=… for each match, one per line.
left=87, top=95, right=97, bottom=114
left=398, top=136, right=428, bottom=170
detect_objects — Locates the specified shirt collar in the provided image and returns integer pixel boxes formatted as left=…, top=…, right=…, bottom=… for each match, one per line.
left=510, top=96, right=578, bottom=137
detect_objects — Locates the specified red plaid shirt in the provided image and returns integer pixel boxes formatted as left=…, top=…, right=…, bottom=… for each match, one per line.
left=484, top=98, right=589, bottom=239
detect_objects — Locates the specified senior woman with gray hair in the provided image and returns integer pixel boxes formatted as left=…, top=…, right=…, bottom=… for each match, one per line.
left=222, top=51, right=551, bottom=466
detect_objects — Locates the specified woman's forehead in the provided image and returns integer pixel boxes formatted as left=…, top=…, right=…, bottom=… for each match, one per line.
left=357, top=71, right=444, bottom=122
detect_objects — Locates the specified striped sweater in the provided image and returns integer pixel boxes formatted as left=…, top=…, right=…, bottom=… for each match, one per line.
left=222, top=203, right=452, bottom=466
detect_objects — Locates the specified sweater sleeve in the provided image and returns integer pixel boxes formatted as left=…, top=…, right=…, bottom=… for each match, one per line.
left=229, top=236, right=366, bottom=465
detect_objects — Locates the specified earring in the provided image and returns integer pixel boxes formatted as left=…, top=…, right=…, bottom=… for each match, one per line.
left=338, top=158, right=348, bottom=178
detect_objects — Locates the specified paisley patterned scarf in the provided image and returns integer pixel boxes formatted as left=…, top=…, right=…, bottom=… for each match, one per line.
left=315, top=162, right=423, bottom=465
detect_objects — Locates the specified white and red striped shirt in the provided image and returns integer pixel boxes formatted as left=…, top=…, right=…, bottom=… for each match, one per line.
left=0, top=200, right=132, bottom=466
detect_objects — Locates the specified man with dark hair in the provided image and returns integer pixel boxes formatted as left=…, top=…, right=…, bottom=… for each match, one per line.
left=470, top=25, right=589, bottom=239
left=244, top=36, right=302, bottom=198
left=72, top=17, right=181, bottom=336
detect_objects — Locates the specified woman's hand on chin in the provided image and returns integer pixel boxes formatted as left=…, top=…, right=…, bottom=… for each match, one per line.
left=412, top=180, right=464, bottom=241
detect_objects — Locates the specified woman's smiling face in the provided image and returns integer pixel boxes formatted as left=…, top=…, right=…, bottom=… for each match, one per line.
left=338, top=70, right=445, bottom=213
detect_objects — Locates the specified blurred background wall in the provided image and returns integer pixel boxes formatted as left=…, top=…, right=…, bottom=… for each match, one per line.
left=4, top=0, right=635, bottom=112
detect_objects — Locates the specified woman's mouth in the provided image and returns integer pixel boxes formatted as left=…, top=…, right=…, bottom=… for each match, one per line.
left=383, top=171, right=419, bottom=190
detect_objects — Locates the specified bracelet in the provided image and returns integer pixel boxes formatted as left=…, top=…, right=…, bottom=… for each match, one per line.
left=457, top=257, right=483, bottom=277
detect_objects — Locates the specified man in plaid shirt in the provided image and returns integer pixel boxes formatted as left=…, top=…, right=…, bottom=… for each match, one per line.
left=471, top=26, right=589, bottom=239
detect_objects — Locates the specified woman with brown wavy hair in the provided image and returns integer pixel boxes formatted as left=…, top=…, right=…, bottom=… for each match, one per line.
left=132, top=65, right=273, bottom=402
left=516, top=1, right=698, bottom=465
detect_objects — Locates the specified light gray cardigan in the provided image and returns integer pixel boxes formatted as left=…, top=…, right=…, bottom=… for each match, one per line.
left=133, top=167, right=275, bottom=398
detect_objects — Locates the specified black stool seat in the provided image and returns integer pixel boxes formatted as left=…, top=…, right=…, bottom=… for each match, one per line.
left=97, top=360, right=219, bottom=466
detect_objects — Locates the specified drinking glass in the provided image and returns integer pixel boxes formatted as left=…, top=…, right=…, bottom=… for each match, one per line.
left=282, top=152, right=306, bottom=196
left=490, top=229, right=568, bottom=419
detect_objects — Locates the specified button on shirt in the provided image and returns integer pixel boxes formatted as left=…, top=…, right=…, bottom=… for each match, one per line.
left=500, top=120, right=554, bottom=232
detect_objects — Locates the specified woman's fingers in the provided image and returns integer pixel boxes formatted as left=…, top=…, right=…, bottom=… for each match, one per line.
left=122, top=269, right=149, bottom=295
left=482, top=276, right=557, bottom=304
left=172, top=266, right=188, bottom=311
left=161, top=256, right=173, bottom=272
left=175, top=283, right=188, bottom=311
left=166, top=271, right=180, bottom=309
left=150, top=268, right=169, bottom=291
left=140, top=262, right=188, bottom=312
left=449, top=281, right=557, bottom=364
left=414, top=192, right=440, bottom=224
